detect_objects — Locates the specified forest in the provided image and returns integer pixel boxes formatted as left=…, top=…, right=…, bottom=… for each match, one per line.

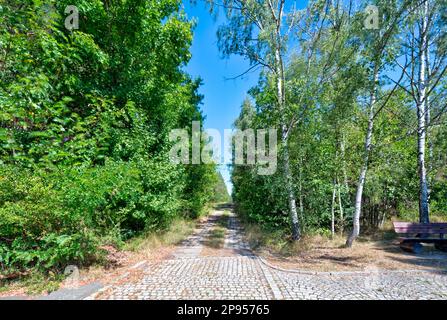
left=227, top=0, right=447, bottom=245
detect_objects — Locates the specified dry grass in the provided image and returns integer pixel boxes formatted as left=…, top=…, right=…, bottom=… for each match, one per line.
left=204, top=228, right=226, bottom=248
left=202, top=211, right=230, bottom=249
left=244, top=223, right=447, bottom=272
left=201, top=210, right=240, bottom=257
left=124, top=217, right=197, bottom=255
left=75, top=217, right=199, bottom=288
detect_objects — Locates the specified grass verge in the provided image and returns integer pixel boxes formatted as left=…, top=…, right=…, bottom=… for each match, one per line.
left=203, top=210, right=230, bottom=249
left=124, top=217, right=197, bottom=254
left=242, top=221, right=447, bottom=272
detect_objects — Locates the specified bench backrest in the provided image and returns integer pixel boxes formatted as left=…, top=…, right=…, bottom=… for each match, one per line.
left=393, top=222, right=447, bottom=235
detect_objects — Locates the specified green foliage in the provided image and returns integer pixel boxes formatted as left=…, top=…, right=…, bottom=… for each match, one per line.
left=230, top=0, right=447, bottom=238
left=0, top=0, right=218, bottom=276
left=0, top=160, right=189, bottom=272
left=211, top=171, right=231, bottom=204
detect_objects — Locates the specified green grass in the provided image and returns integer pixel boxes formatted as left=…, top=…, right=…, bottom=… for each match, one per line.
left=206, top=228, right=227, bottom=248
left=243, top=223, right=291, bottom=254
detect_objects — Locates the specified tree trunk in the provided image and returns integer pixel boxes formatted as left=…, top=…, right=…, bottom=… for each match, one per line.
left=346, top=65, right=378, bottom=247
left=331, top=181, right=336, bottom=238
left=417, top=0, right=430, bottom=224
left=282, top=133, right=301, bottom=240
left=337, top=178, right=344, bottom=235
left=425, top=28, right=432, bottom=215
left=298, top=156, right=305, bottom=232
left=275, top=34, right=301, bottom=240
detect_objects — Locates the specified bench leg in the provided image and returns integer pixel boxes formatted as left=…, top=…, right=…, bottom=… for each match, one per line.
left=434, top=242, right=447, bottom=252
left=399, top=241, right=423, bottom=254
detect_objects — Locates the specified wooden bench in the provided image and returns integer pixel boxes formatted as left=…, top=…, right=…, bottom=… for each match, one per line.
left=392, top=222, right=447, bottom=253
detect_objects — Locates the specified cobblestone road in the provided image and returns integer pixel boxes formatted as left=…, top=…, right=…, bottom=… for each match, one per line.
left=91, top=209, right=447, bottom=300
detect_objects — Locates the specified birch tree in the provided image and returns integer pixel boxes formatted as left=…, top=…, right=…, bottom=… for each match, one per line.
left=228, top=0, right=447, bottom=243
left=346, top=0, right=412, bottom=247
left=209, top=0, right=302, bottom=239
left=396, top=0, right=447, bottom=223
left=297, top=0, right=409, bottom=246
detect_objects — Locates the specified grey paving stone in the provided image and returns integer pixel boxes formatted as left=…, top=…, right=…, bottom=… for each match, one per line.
left=38, top=282, right=103, bottom=300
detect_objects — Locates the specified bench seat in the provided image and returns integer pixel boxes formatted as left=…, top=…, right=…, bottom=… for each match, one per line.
left=398, top=237, right=447, bottom=243
left=393, top=222, right=447, bottom=253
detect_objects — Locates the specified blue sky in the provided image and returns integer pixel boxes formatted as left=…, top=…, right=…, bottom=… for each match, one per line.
left=182, top=1, right=260, bottom=194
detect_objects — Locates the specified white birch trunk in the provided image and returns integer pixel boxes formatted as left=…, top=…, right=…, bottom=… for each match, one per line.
left=274, top=2, right=300, bottom=240
left=346, top=65, right=378, bottom=247
left=425, top=28, right=432, bottom=214
left=337, top=178, right=344, bottom=235
left=417, top=0, right=430, bottom=224
left=281, top=131, right=300, bottom=240
left=331, top=181, right=336, bottom=238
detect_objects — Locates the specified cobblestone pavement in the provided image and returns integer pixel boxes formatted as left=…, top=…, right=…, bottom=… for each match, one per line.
left=272, top=269, right=447, bottom=300
left=91, top=209, right=447, bottom=300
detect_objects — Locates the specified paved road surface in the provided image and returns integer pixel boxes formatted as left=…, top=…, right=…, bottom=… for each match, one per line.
left=88, top=210, right=447, bottom=300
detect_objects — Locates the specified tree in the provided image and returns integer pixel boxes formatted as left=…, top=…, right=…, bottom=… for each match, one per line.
left=0, top=0, right=219, bottom=274
left=346, top=0, right=413, bottom=246
left=396, top=0, right=447, bottom=223
left=210, top=0, right=302, bottom=239
left=228, top=0, right=447, bottom=246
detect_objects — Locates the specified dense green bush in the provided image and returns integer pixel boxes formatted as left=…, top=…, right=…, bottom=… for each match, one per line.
left=0, top=159, right=193, bottom=273
left=0, top=0, right=218, bottom=276
left=432, top=179, right=447, bottom=216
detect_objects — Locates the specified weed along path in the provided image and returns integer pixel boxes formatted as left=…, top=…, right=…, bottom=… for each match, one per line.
left=81, top=206, right=447, bottom=300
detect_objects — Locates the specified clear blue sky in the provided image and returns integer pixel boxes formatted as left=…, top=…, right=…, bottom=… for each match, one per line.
left=182, top=1, right=260, bottom=195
